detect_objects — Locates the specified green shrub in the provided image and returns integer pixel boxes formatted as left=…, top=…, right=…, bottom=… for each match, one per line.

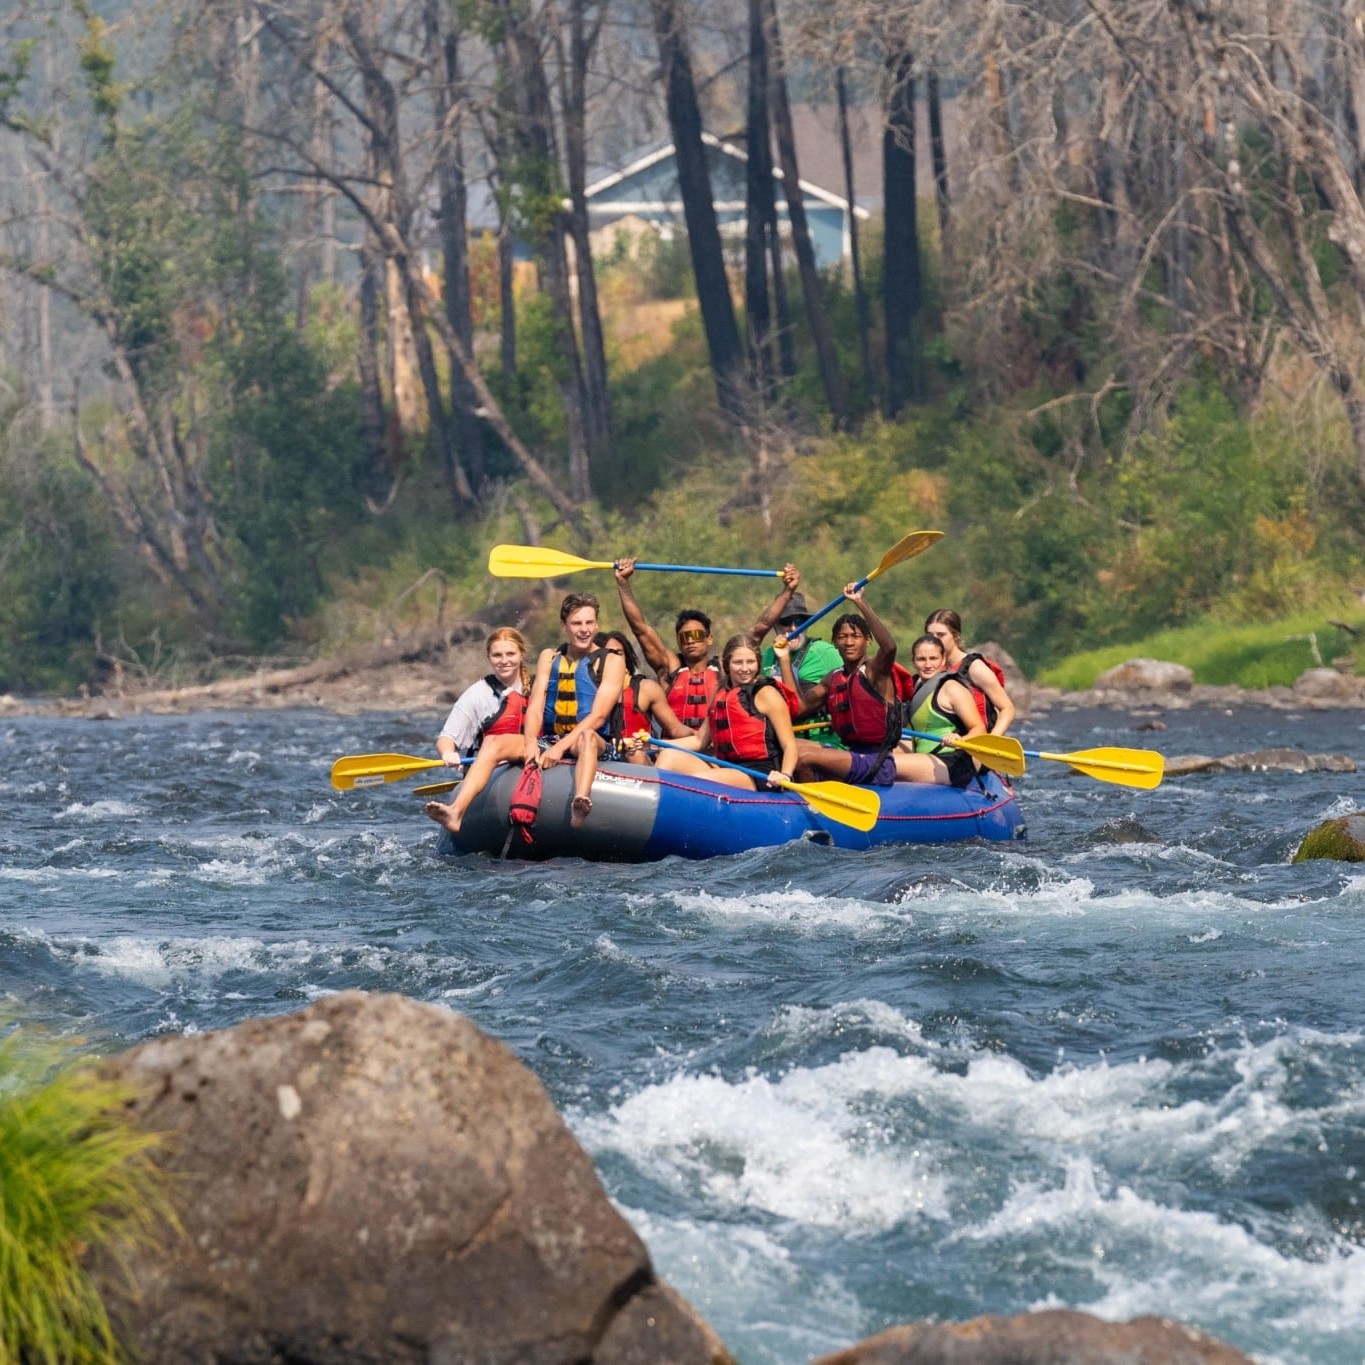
left=0, top=1026, right=174, bottom=1364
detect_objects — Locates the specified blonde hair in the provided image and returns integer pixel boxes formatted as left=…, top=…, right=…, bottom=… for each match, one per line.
left=486, top=626, right=531, bottom=693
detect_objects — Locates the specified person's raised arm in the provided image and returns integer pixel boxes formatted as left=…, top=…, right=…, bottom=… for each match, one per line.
left=967, top=658, right=1015, bottom=736
left=748, top=563, right=799, bottom=646
left=614, top=557, right=677, bottom=677
left=844, top=584, right=898, bottom=694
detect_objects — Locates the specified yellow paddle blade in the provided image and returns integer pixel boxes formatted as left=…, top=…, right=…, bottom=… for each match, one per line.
left=774, top=777, right=881, bottom=832
left=412, top=779, right=461, bottom=796
left=867, top=530, right=944, bottom=582
left=331, top=753, right=445, bottom=790
left=1037, top=746, right=1165, bottom=789
left=951, top=734, right=1027, bottom=779
left=488, top=544, right=614, bottom=578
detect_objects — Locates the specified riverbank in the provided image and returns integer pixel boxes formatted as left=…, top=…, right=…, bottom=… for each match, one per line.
left=1, top=625, right=1362, bottom=721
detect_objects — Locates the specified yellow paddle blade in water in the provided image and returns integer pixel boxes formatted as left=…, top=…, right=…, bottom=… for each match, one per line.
left=488, top=545, right=614, bottom=578
left=1034, top=746, right=1165, bottom=789
left=331, top=753, right=446, bottom=790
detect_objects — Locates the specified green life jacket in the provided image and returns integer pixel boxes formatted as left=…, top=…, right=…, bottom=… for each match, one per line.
left=907, top=674, right=968, bottom=753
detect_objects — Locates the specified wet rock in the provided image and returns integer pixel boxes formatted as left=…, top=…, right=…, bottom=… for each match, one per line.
left=1165, top=755, right=1220, bottom=775
left=1292, top=667, right=1365, bottom=702
left=1166, top=751, right=1356, bottom=775
left=811, top=1308, right=1253, bottom=1363
left=96, top=991, right=729, bottom=1365
left=1215, top=748, right=1357, bottom=774
left=1084, top=817, right=1161, bottom=845
left=1293, top=812, right=1365, bottom=863
left=1094, top=658, right=1194, bottom=693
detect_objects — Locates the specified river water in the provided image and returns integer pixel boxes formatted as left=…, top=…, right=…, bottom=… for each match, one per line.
left=1, top=703, right=1363, bottom=1363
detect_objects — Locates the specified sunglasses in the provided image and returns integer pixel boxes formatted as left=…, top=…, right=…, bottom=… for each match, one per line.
left=779, top=619, right=805, bottom=630
left=677, top=628, right=708, bottom=644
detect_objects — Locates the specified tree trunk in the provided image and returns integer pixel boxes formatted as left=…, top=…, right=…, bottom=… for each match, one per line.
left=558, top=0, right=615, bottom=478
left=425, top=0, right=485, bottom=492
left=838, top=66, right=876, bottom=408
left=651, top=0, right=746, bottom=422
left=745, top=0, right=775, bottom=390
left=927, top=67, right=951, bottom=258
left=763, top=0, right=849, bottom=428
left=498, top=217, right=518, bottom=386
left=491, top=3, right=592, bottom=502
left=883, top=48, right=923, bottom=416
left=356, top=245, right=389, bottom=477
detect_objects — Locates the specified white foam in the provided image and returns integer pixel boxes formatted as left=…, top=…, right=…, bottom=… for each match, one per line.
left=55, top=799, right=142, bottom=819
left=668, top=885, right=895, bottom=931
left=576, top=1047, right=952, bottom=1228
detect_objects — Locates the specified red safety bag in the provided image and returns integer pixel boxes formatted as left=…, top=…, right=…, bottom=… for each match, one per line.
left=508, top=761, right=544, bottom=846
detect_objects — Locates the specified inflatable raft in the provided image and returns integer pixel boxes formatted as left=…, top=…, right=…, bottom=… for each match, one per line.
left=436, top=760, right=1025, bottom=861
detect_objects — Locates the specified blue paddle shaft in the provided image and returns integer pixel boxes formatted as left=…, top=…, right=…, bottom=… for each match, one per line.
left=627, top=562, right=781, bottom=577
left=786, top=573, right=874, bottom=637
left=649, top=738, right=787, bottom=787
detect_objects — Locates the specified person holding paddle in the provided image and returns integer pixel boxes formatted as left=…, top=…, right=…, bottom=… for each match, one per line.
left=902, top=633, right=990, bottom=786
left=612, top=557, right=800, bottom=729
left=773, top=585, right=906, bottom=786
left=423, top=628, right=532, bottom=835
left=523, top=592, right=627, bottom=826
left=652, top=635, right=800, bottom=790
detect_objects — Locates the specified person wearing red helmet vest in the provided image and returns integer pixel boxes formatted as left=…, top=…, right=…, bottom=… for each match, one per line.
left=773, top=584, right=908, bottom=786
left=612, top=556, right=802, bottom=731
left=425, top=627, right=533, bottom=834
left=653, top=635, right=800, bottom=790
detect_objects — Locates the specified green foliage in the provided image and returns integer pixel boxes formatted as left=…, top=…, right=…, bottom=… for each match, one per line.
left=634, top=232, right=696, bottom=302
left=207, top=261, right=369, bottom=649
left=0, top=1024, right=174, bottom=1364
left=1040, top=611, right=1360, bottom=690
left=0, top=407, right=121, bottom=693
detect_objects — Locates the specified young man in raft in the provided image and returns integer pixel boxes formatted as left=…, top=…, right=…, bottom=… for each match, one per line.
left=522, top=592, right=627, bottom=826
left=776, top=584, right=978, bottom=786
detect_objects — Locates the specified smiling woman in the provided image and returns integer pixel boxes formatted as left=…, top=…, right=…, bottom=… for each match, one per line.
left=423, top=627, right=533, bottom=837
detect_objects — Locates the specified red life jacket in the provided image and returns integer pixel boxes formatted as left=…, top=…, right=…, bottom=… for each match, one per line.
left=708, top=679, right=785, bottom=766
left=826, top=666, right=899, bottom=751
left=478, top=675, right=528, bottom=741
left=954, top=651, right=1008, bottom=729
left=665, top=660, right=720, bottom=729
left=611, top=674, right=652, bottom=745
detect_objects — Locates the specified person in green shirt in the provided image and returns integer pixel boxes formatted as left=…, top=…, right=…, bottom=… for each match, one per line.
left=755, top=576, right=844, bottom=741
left=758, top=591, right=843, bottom=686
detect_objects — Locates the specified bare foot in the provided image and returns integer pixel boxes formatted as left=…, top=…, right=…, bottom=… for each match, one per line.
left=424, top=800, right=462, bottom=833
left=570, top=795, right=592, bottom=828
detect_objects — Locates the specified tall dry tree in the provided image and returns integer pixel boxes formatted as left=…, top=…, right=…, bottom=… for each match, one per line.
left=763, top=0, right=850, bottom=427
left=651, top=0, right=746, bottom=422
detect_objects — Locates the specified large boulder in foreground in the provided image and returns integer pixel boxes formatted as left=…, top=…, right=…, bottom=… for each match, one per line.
left=1293, top=812, right=1365, bottom=862
left=1094, top=659, right=1194, bottom=693
left=812, top=1309, right=1252, bottom=1363
left=97, top=991, right=730, bottom=1364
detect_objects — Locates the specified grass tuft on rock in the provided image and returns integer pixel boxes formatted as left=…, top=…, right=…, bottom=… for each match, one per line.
left=0, top=1025, right=173, bottom=1364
